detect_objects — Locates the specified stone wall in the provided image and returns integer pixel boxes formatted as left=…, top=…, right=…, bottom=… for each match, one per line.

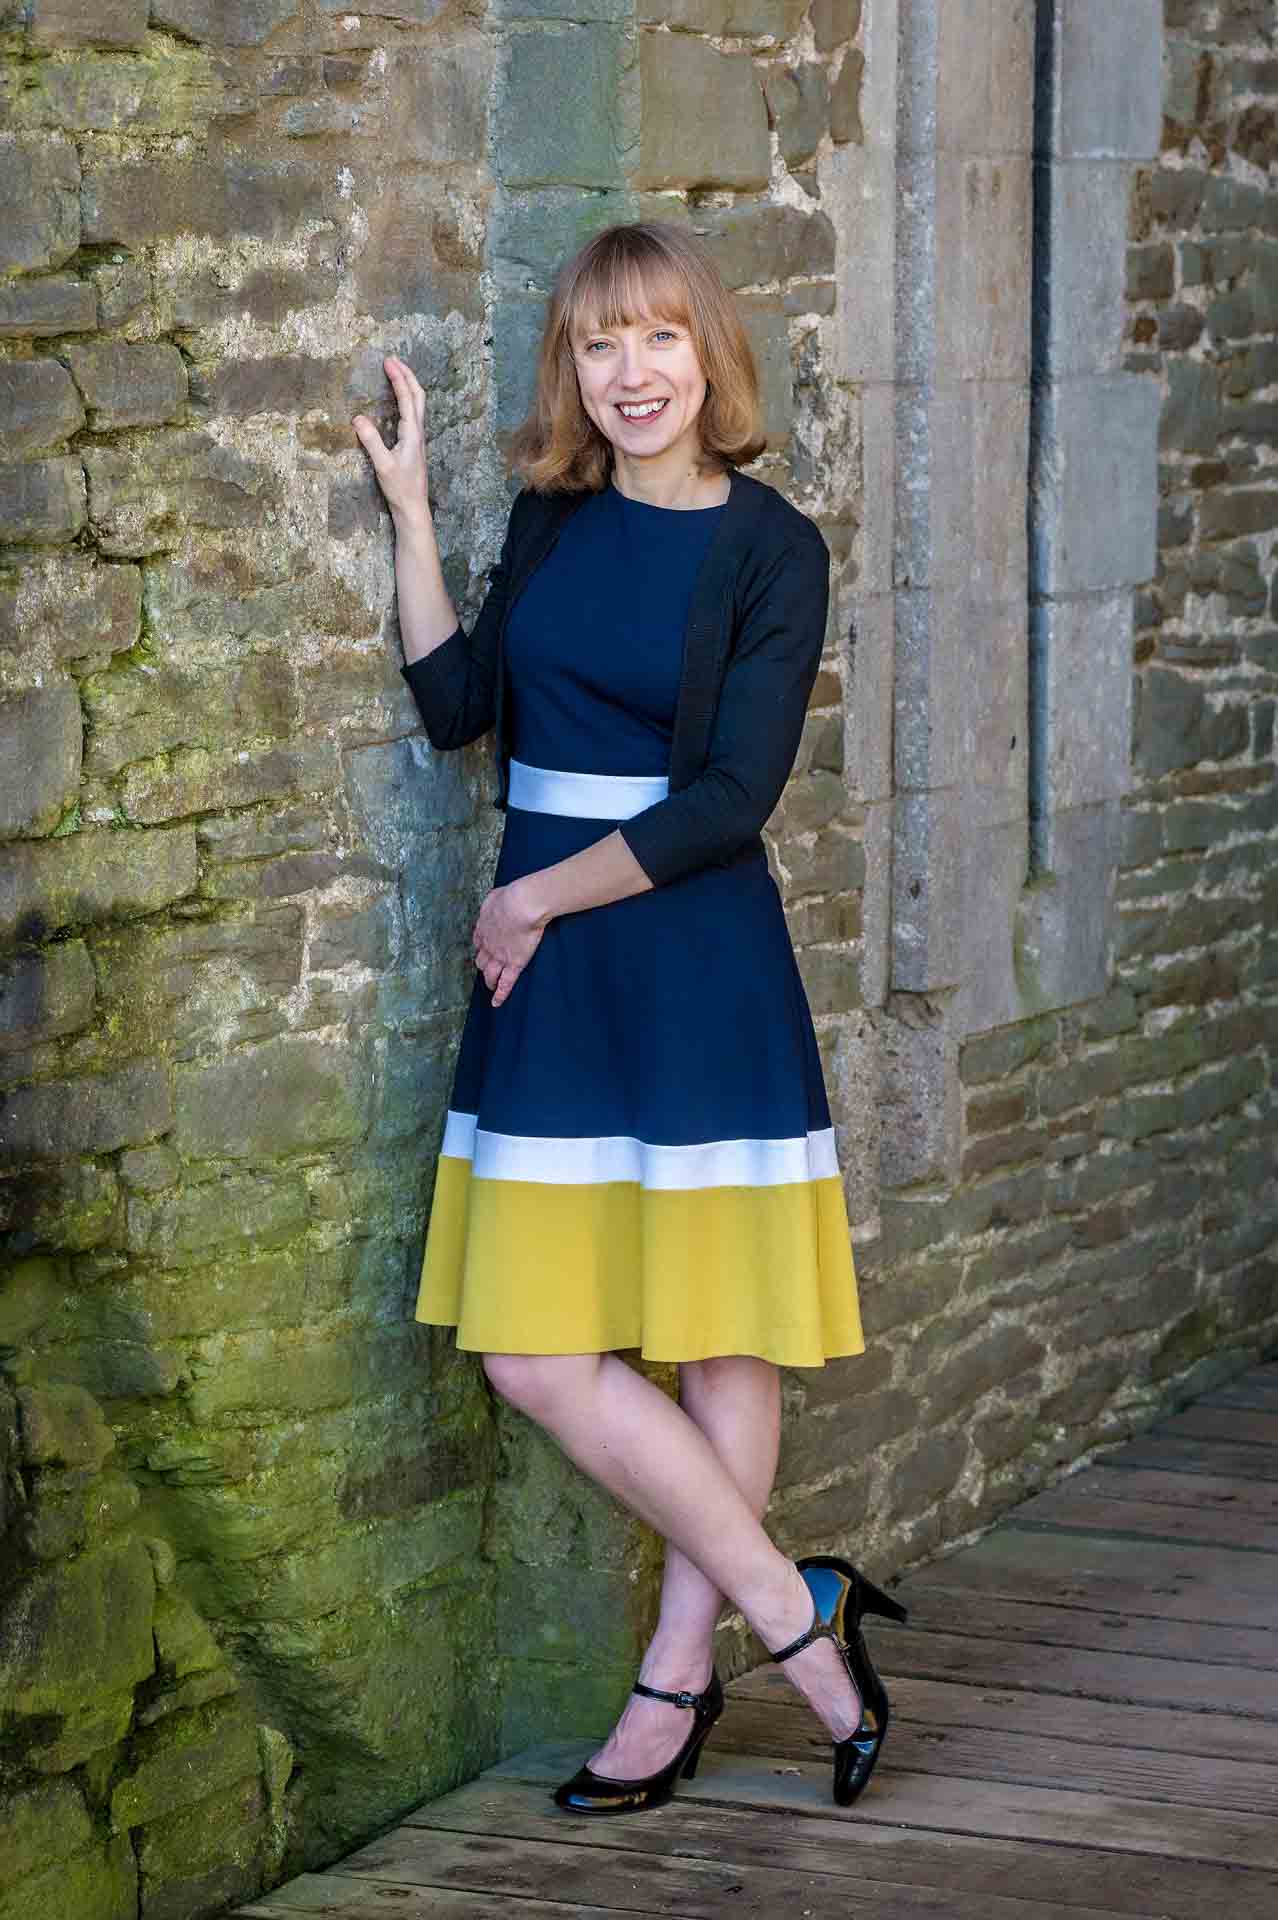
left=0, top=3, right=1276, bottom=1918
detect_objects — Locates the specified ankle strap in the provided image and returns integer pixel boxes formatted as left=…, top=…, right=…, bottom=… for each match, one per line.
left=631, top=1677, right=713, bottom=1709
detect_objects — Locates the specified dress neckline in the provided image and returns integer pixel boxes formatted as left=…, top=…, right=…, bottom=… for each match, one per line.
left=608, top=481, right=729, bottom=516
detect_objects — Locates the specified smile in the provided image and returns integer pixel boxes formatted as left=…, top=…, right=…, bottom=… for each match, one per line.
left=617, top=399, right=669, bottom=419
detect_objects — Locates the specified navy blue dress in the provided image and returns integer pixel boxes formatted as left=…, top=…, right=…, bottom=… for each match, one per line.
left=415, top=484, right=864, bottom=1365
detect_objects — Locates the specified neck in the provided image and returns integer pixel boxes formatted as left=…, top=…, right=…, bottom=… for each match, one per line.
left=611, top=444, right=730, bottom=510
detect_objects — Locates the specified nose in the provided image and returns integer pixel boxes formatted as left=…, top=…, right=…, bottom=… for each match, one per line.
left=615, top=339, right=651, bottom=389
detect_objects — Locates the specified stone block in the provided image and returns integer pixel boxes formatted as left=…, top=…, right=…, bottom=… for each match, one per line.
left=191, top=352, right=344, bottom=419
left=930, top=381, right=1029, bottom=599
left=0, top=1058, right=171, bottom=1160
left=133, top=1775, right=267, bottom=1920
left=811, top=0, right=860, bottom=51
left=0, top=1840, right=136, bottom=1920
left=830, top=45, right=864, bottom=145
left=1162, top=358, right=1223, bottom=456
left=956, top=815, right=1030, bottom=1036
left=0, top=457, right=86, bottom=542
left=1, top=1779, right=93, bottom=1893
left=385, top=37, right=491, bottom=169
left=830, top=143, right=895, bottom=383
left=111, top=1696, right=260, bottom=1828
left=0, top=683, right=81, bottom=837
left=1038, top=160, right=1132, bottom=376
left=0, top=557, right=140, bottom=670
left=1016, top=800, right=1124, bottom=1014
left=689, top=203, right=836, bottom=290
left=152, top=1589, right=226, bottom=1680
left=150, top=0, right=300, bottom=42
left=0, top=822, right=196, bottom=943
left=82, top=152, right=324, bottom=249
left=0, top=135, right=80, bottom=272
left=878, top=989, right=961, bottom=1183
left=171, top=1033, right=371, bottom=1161
left=638, top=1, right=806, bottom=31
left=0, top=359, right=85, bottom=452
left=82, top=430, right=275, bottom=557
left=1048, top=0, right=1162, bottom=161
left=634, top=35, right=769, bottom=191
left=937, top=0, right=1032, bottom=155
left=0, top=941, right=95, bottom=1055
left=118, top=736, right=339, bottom=825
left=0, top=273, right=96, bottom=337
left=29, top=0, right=148, bottom=43
left=1034, top=592, right=1133, bottom=810
left=738, top=295, right=792, bottom=445
left=891, top=787, right=963, bottom=994
left=1032, top=375, right=1160, bottom=595
left=16, top=1382, right=114, bottom=1469
left=64, top=342, right=187, bottom=431
left=1, top=46, right=233, bottom=134
left=1, top=1535, right=155, bottom=1718
left=762, top=61, right=829, bottom=169
left=501, top=25, right=629, bottom=189
left=82, top=653, right=296, bottom=779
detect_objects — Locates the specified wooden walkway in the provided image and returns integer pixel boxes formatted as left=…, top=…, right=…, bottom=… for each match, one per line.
left=237, top=1359, right=1278, bottom=1920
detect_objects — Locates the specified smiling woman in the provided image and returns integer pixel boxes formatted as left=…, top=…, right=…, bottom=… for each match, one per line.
left=354, top=220, right=893, bottom=1826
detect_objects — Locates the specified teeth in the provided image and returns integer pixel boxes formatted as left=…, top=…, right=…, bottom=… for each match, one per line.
left=619, top=399, right=666, bottom=418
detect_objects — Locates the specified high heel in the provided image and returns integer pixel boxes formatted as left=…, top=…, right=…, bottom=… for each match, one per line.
left=550, top=1666, right=724, bottom=1815
left=766, top=1554, right=907, bottom=1807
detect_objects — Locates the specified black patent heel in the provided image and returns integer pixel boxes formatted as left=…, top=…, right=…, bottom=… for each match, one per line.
left=551, top=1667, right=724, bottom=1815
left=766, top=1553, right=907, bottom=1808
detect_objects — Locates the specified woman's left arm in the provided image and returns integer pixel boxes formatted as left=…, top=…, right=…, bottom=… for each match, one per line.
left=472, top=524, right=830, bottom=1007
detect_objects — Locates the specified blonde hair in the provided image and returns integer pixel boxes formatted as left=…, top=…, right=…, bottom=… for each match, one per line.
left=508, top=221, right=766, bottom=494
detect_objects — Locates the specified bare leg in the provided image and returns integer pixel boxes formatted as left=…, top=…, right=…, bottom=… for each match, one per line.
left=482, top=1349, right=862, bottom=1777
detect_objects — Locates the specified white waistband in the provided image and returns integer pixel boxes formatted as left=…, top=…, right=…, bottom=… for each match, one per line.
left=507, top=757, right=669, bottom=820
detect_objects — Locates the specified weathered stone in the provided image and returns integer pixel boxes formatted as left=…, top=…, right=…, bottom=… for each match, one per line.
left=763, top=61, right=829, bottom=169
left=171, top=1033, right=371, bottom=1160
left=502, top=25, right=628, bottom=189
left=191, top=352, right=345, bottom=419
left=0, top=1778, right=93, bottom=1893
left=119, top=737, right=340, bottom=825
left=0, top=824, right=197, bottom=943
left=133, top=1775, right=267, bottom=1920
left=0, top=557, right=140, bottom=674
left=82, top=152, right=325, bottom=249
left=83, top=430, right=276, bottom=557
left=0, top=135, right=80, bottom=272
left=0, top=1059, right=171, bottom=1160
left=634, top=36, right=770, bottom=191
left=111, top=1696, right=260, bottom=1827
left=0, top=360, right=85, bottom=452
left=0, top=46, right=232, bottom=133
left=0, top=1535, right=155, bottom=1717
left=0, top=457, right=86, bottom=542
left=0, top=683, right=81, bottom=837
left=150, top=0, right=300, bottom=45
left=65, top=342, right=187, bottom=430
left=830, top=47, right=864, bottom=144
left=152, top=1588, right=226, bottom=1679
left=0, top=273, right=96, bottom=338
left=0, top=1840, right=136, bottom=1920
left=88, top=257, right=150, bottom=329
left=29, top=0, right=148, bottom=45
left=811, top=0, right=860, bottom=52
left=16, top=1382, right=115, bottom=1469
left=637, top=1, right=807, bottom=32
left=81, top=654, right=297, bottom=778
left=690, top=204, right=836, bottom=289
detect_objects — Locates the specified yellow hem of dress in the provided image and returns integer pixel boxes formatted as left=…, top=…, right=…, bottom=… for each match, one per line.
left=413, top=1154, right=866, bottom=1368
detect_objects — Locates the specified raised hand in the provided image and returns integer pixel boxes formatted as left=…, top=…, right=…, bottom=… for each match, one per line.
left=352, top=355, right=432, bottom=529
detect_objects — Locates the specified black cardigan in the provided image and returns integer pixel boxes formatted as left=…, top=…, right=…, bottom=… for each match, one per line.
left=398, top=465, right=831, bottom=890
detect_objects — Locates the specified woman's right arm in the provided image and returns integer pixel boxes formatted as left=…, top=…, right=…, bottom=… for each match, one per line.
left=353, top=354, right=517, bottom=751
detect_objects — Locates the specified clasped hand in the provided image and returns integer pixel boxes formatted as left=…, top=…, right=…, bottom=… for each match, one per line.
left=473, top=878, right=547, bottom=1008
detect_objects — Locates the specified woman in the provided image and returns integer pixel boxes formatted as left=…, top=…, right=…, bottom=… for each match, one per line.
left=352, top=222, right=906, bottom=1816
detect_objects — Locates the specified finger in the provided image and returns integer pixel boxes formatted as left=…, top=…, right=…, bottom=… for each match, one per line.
left=351, top=414, right=388, bottom=465
left=492, top=964, right=519, bottom=1007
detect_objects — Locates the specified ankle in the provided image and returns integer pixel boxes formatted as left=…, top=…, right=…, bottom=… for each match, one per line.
left=637, top=1636, right=714, bottom=1691
left=742, top=1558, right=812, bottom=1654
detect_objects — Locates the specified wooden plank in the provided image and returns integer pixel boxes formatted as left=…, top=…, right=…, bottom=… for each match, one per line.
left=327, top=1823, right=1166, bottom=1920
left=1156, top=1407, right=1278, bottom=1449
left=1007, top=1488, right=1278, bottom=1555
left=708, top=1697, right=1278, bottom=1816
left=1055, top=1464, right=1278, bottom=1524
left=847, top=1584, right=1278, bottom=1670
left=487, top=1740, right=1278, bottom=1870
left=1101, top=1435, right=1278, bottom=1482
left=405, top=1776, right=1278, bottom=1920
left=894, top=1526, right=1278, bottom=1627
left=728, top=1666, right=1278, bottom=1765
left=237, top=1882, right=628, bottom=1917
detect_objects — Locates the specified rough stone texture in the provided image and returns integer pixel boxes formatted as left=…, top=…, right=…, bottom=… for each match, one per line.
left=1, top=4, right=1275, bottom=1917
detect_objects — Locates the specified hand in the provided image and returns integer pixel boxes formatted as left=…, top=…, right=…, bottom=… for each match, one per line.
left=472, top=878, right=548, bottom=1008
left=352, top=355, right=431, bottom=526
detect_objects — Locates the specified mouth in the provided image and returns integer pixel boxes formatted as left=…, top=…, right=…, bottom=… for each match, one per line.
left=616, top=398, right=669, bottom=422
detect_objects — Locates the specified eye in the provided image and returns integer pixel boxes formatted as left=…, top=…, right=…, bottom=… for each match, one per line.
left=651, top=328, right=677, bottom=343
left=582, top=339, right=610, bottom=354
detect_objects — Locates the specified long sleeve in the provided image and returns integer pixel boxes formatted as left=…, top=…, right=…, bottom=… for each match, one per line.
left=397, top=492, right=527, bottom=750
left=616, top=521, right=831, bottom=890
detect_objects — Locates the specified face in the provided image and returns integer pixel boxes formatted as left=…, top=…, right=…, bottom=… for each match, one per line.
left=570, top=308, right=709, bottom=466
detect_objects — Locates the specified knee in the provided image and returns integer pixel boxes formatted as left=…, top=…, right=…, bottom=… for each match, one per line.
left=480, top=1350, right=584, bottom=1416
